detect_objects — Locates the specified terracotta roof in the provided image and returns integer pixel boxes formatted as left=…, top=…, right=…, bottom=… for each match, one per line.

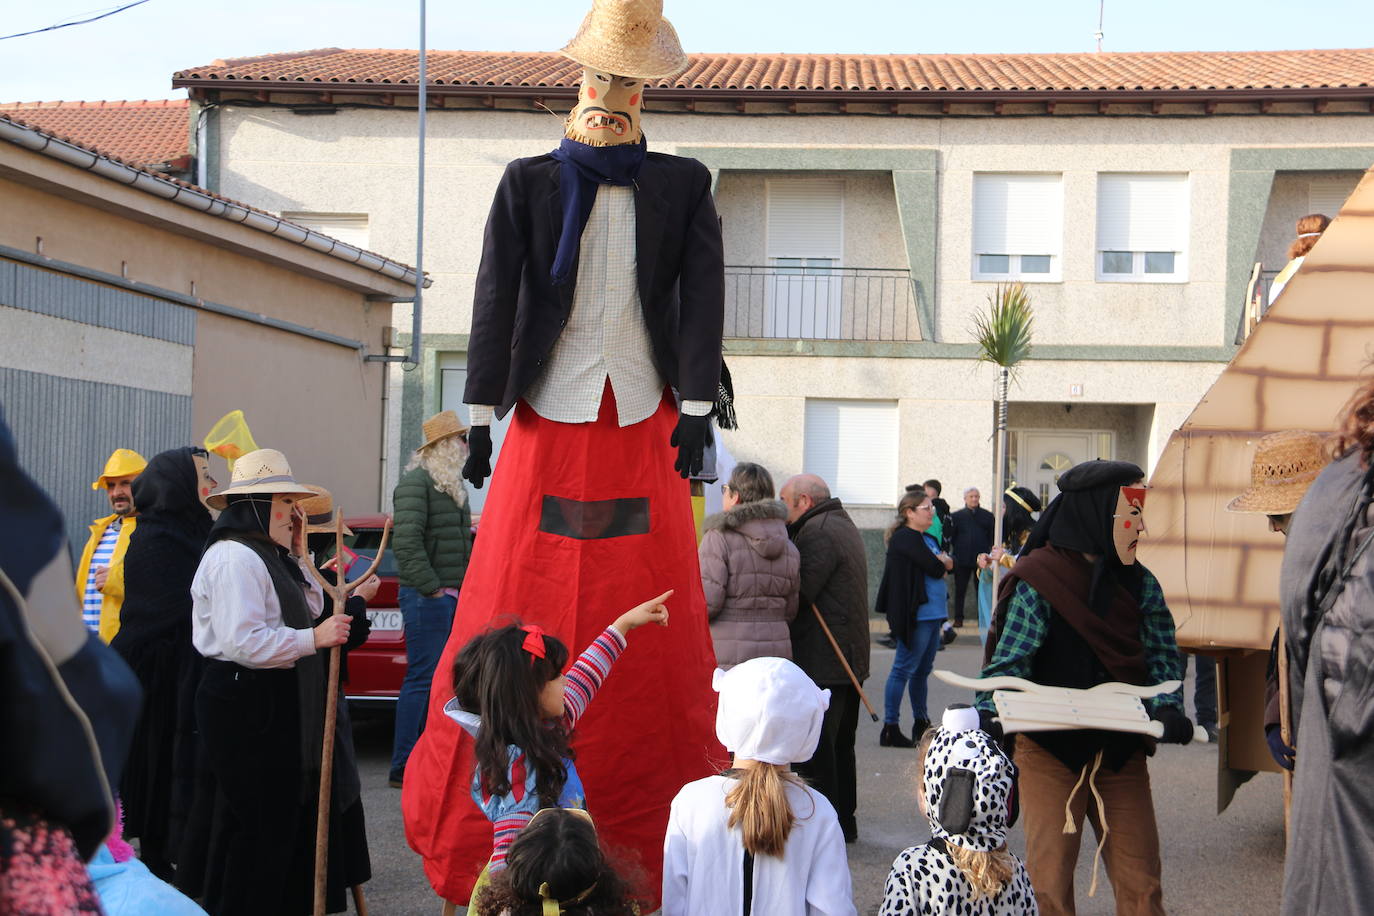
left=0, top=100, right=190, bottom=171
left=0, top=111, right=422, bottom=287
left=173, top=47, right=1374, bottom=98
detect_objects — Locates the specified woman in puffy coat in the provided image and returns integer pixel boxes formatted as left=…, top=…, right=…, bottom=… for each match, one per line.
left=698, top=463, right=800, bottom=668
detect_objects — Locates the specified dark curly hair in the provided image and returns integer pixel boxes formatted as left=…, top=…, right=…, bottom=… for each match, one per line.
left=452, top=622, right=572, bottom=807
left=1333, top=371, right=1374, bottom=467
left=472, top=809, right=641, bottom=916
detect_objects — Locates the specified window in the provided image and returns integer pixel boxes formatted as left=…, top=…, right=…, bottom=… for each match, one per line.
left=1309, top=177, right=1359, bottom=219
left=439, top=353, right=511, bottom=516
left=281, top=212, right=370, bottom=250
left=765, top=180, right=844, bottom=338
left=803, top=399, right=898, bottom=506
left=972, top=173, right=1062, bottom=281
left=1095, top=174, right=1188, bottom=281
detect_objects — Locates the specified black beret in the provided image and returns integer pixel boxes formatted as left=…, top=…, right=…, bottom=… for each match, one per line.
left=1054, top=459, right=1145, bottom=493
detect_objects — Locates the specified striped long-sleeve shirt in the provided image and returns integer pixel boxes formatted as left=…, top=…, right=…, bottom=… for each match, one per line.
left=444, top=625, right=627, bottom=871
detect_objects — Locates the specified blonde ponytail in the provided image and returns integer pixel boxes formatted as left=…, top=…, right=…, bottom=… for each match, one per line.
left=946, top=843, right=1017, bottom=900
left=725, top=764, right=800, bottom=857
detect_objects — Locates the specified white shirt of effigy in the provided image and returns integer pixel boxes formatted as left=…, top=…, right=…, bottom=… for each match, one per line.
left=191, top=539, right=324, bottom=668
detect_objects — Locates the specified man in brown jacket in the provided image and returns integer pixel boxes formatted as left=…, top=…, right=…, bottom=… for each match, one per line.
left=781, top=473, right=871, bottom=842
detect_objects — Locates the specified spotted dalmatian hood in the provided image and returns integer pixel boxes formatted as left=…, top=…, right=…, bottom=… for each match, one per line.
left=923, top=706, right=1017, bottom=853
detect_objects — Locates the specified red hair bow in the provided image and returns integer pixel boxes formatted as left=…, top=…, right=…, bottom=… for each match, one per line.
left=520, top=624, right=546, bottom=662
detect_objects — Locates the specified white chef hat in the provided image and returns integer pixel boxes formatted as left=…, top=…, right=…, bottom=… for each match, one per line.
left=713, top=657, right=831, bottom=765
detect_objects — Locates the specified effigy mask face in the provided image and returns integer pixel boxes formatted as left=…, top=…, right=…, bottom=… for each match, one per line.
left=1112, top=485, right=1148, bottom=565
left=565, top=68, right=643, bottom=146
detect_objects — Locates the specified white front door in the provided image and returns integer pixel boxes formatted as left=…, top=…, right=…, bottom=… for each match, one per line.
left=1019, top=430, right=1115, bottom=508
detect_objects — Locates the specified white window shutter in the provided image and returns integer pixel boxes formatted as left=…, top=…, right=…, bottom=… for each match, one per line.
left=803, top=399, right=898, bottom=506
left=973, top=174, right=1062, bottom=256
left=1309, top=178, right=1359, bottom=219
left=281, top=212, right=371, bottom=250
left=1096, top=174, right=1188, bottom=251
left=766, top=180, right=844, bottom=259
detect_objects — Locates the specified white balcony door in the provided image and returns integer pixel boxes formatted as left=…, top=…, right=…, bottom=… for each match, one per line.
left=766, top=179, right=843, bottom=339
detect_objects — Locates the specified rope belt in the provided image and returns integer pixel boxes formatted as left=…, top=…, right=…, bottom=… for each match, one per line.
left=1061, top=749, right=1110, bottom=897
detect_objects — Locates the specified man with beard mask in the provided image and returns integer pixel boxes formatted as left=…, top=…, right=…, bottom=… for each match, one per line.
left=977, top=460, right=1192, bottom=916
left=403, top=0, right=726, bottom=907
left=181, top=449, right=352, bottom=915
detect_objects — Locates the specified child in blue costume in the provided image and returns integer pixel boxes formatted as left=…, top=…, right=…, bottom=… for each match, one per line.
left=443, top=590, right=672, bottom=886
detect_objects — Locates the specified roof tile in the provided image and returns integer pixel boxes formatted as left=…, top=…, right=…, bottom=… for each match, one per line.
left=174, top=47, right=1374, bottom=95
left=0, top=99, right=190, bottom=171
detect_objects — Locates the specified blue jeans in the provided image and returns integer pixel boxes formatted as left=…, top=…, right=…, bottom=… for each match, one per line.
left=391, top=586, right=456, bottom=775
left=884, top=618, right=943, bottom=726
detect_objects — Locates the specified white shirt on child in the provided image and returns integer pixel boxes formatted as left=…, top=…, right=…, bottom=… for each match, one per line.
left=662, top=774, right=856, bottom=916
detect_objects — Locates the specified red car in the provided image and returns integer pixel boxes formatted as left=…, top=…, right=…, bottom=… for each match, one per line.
left=341, top=514, right=407, bottom=702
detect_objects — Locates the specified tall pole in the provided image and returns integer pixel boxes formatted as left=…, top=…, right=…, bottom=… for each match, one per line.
left=409, top=0, right=427, bottom=367
left=990, top=367, right=1010, bottom=595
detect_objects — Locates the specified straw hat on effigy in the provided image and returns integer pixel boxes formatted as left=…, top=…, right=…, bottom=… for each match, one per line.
left=417, top=410, right=468, bottom=451
left=561, top=0, right=689, bottom=80
left=1227, top=429, right=1329, bottom=515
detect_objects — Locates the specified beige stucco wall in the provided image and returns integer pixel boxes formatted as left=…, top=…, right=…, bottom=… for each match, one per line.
left=211, top=105, right=1371, bottom=513
left=0, top=157, right=407, bottom=514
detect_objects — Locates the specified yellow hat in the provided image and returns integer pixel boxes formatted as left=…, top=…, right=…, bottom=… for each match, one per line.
left=91, top=448, right=148, bottom=490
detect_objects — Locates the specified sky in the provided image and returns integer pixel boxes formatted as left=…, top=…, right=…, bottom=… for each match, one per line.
left=1, top=0, right=1372, bottom=102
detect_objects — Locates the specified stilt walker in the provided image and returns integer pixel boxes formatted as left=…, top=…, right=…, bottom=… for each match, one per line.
left=401, top=0, right=728, bottom=908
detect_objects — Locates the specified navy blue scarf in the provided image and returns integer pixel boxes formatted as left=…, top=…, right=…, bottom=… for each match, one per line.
left=548, top=135, right=647, bottom=285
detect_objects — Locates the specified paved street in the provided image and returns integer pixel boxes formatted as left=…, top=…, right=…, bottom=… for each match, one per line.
left=349, top=631, right=1285, bottom=915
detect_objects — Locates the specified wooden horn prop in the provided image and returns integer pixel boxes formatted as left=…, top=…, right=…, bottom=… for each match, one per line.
left=810, top=604, right=879, bottom=722
left=303, top=510, right=392, bottom=916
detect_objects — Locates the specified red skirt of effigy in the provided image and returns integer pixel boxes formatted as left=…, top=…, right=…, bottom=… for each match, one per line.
left=400, top=386, right=726, bottom=907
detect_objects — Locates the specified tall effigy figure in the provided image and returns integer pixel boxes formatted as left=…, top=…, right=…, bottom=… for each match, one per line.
left=401, top=0, right=727, bottom=906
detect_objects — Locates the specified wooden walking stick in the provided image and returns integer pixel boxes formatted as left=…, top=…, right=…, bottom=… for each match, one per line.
left=302, top=511, right=391, bottom=916
left=811, top=604, right=879, bottom=722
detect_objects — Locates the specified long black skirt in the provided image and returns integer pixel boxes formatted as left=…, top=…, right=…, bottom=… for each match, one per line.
left=176, top=661, right=369, bottom=915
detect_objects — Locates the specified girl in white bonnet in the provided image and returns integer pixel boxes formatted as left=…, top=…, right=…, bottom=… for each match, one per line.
left=661, top=657, right=856, bottom=915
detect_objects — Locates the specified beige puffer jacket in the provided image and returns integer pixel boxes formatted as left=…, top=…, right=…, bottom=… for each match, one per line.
left=698, top=499, right=801, bottom=668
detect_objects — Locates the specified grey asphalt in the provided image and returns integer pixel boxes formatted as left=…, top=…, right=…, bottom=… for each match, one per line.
left=347, top=631, right=1286, bottom=915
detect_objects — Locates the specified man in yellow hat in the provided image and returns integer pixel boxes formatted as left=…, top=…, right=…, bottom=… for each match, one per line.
left=76, top=448, right=147, bottom=640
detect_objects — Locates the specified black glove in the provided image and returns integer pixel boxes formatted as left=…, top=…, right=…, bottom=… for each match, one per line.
left=462, top=426, right=493, bottom=488
left=977, top=707, right=1004, bottom=743
left=1266, top=724, right=1296, bottom=771
left=1151, top=704, right=1194, bottom=745
left=670, top=413, right=710, bottom=479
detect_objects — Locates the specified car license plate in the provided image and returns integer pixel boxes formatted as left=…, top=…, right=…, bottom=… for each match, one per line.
left=367, top=610, right=403, bottom=632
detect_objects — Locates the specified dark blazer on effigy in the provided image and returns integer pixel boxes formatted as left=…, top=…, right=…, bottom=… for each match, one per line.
left=464, top=151, right=725, bottom=419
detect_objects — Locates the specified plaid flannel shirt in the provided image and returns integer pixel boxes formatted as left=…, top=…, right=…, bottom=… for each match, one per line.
left=976, top=570, right=1184, bottom=714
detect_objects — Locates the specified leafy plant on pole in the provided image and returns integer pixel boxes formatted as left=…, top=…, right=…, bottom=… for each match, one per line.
left=972, top=282, right=1034, bottom=595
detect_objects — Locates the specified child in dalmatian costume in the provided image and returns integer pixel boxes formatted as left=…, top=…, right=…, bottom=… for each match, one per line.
left=880, top=706, right=1037, bottom=916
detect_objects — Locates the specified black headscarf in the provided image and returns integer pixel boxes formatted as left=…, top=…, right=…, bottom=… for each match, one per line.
left=1020, top=460, right=1146, bottom=616
left=130, top=448, right=213, bottom=545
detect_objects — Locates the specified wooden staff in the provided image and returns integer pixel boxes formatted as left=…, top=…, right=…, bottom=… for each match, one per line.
left=302, top=511, right=391, bottom=916
left=811, top=604, right=879, bottom=722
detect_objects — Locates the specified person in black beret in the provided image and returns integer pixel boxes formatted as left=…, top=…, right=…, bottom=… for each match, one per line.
left=976, top=459, right=1192, bottom=916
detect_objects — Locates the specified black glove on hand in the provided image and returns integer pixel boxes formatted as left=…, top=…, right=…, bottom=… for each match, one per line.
left=670, top=413, right=710, bottom=479
left=977, top=707, right=1004, bottom=743
left=1266, top=724, right=1296, bottom=771
left=1151, top=704, right=1194, bottom=745
left=462, top=426, right=493, bottom=488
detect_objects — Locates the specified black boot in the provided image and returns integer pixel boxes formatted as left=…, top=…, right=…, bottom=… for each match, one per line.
left=879, top=724, right=914, bottom=748
left=910, top=718, right=932, bottom=743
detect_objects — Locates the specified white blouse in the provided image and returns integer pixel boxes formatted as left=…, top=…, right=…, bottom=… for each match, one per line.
left=191, top=539, right=323, bottom=668
left=662, top=774, right=856, bottom=916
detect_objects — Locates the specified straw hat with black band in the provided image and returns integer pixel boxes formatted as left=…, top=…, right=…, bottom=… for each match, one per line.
left=561, top=0, right=689, bottom=79
left=205, top=448, right=316, bottom=510
left=417, top=410, right=468, bottom=452
left=1227, top=430, right=1329, bottom=515
left=298, top=485, right=354, bottom=537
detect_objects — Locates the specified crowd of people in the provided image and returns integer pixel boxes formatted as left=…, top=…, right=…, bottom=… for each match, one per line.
left=8, top=364, right=1374, bottom=915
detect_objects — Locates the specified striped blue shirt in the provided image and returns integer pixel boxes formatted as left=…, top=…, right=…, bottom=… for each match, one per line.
left=82, top=518, right=121, bottom=633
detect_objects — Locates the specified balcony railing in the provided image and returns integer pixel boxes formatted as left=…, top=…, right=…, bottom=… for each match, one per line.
left=723, top=265, right=922, bottom=342
left=1237, top=266, right=1281, bottom=344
